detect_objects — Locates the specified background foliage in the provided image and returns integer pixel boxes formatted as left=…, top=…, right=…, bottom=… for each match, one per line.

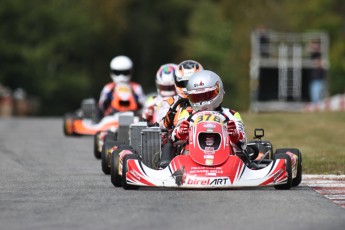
left=0, top=0, right=344, bottom=115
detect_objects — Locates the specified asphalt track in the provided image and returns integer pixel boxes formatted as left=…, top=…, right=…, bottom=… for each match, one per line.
left=0, top=118, right=344, bottom=230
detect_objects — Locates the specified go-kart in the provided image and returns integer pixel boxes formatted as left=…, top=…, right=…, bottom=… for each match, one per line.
left=110, top=110, right=302, bottom=190
left=63, top=98, right=120, bottom=136
left=64, top=82, right=142, bottom=137
left=100, top=98, right=188, bottom=174
left=63, top=98, right=140, bottom=163
left=99, top=120, right=163, bottom=175
left=97, top=113, right=143, bottom=173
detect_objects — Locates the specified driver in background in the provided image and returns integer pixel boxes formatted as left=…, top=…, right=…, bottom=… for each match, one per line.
left=98, top=55, right=145, bottom=118
left=142, top=63, right=178, bottom=126
left=172, top=70, right=247, bottom=153
left=159, top=60, right=204, bottom=129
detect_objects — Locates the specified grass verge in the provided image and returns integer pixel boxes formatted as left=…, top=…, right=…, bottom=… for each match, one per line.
left=242, top=111, right=345, bottom=175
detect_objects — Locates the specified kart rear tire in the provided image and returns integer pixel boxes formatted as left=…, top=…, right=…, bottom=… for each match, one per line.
left=104, top=132, right=117, bottom=142
left=248, top=140, right=273, bottom=160
left=110, top=145, right=134, bottom=187
left=275, top=148, right=302, bottom=187
left=101, top=144, right=110, bottom=175
left=94, top=131, right=102, bottom=159
left=292, top=149, right=302, bottom=187
left=261, top=141, right=273, bottom=159
left=273, top=152, right=292, bottom=190
left=122, top=154, right=140, bottom=190
left=94, top=131, right=117, bottom=160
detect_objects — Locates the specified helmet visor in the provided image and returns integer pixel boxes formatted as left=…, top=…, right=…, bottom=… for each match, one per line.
left=158, top=84, right=176, bottom=92
left=188, top=86, right=219, bottom=104
left=111, top=69, right=131, bottom=76
left=175, top=80, right=188, bottom=88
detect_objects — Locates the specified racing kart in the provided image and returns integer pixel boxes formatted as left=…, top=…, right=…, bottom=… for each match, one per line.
left=109, top=110, right=302, bottom=190
left=63, top=82, right=141, bottom=137
left=97, top=113, right=144, bottom=173
left=99, top=119, right=163, bottom=175
left=63, top=98, right=120, bottom=136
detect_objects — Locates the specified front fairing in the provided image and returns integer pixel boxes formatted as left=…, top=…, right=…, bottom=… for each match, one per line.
left=188, top=111, right=232, bottom=166
left=124, top=155, right=289, bottom=188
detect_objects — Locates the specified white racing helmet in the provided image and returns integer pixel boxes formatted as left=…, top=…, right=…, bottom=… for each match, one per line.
left=174, top=60, right=203, bottom=98
left=110, top=55, right=133, bottom=83
left=155, top=63, right=177, bottom=97
left=186, top=70, right=225, bottom=111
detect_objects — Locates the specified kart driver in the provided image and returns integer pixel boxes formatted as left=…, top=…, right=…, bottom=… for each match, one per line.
left=172, top=70, right=247, bottom=153
left=142, top=63, right=178, bottom=126
left=159, top=60, right=204, bottom=129
left=98, top=55, right=145, bottom=117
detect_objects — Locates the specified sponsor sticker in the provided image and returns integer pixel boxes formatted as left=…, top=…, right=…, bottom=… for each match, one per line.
left=194, top=81, right=204, bottom=87
left=185, top=176, right=230, bottom=186
left=206, top=172, right=217, bottom=176
left=189, top=166, right=223, bottom=174
left=204, top=155, right=214, bottom=159
left=203, top=123, right=216, bottom=128
left=118, top=86, right=131, bottom=93
left=205, top=159, right=214, bottom=165
left=204, top=147, right=215, bottom=155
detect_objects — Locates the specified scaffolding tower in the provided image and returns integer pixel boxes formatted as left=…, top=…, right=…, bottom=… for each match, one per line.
left=250, top=30, right=329, bottom=112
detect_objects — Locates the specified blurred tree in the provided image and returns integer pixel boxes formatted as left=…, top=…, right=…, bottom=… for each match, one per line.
left=84, top=0, right=128, bottom=97
left=0, top=0, right=344, bottom=115
left=182, top=0, right=237, bottom=108
left=117, top=0, right=193, bottom=93
left=191, top=0, right=345, bottom=109
left=218, top=0, right=295, bottom=110
left=183, top=0, right=289, bottom=110
left=0, top=0, right=128, bottom=115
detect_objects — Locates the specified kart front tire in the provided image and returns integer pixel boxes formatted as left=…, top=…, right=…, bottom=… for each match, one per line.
left=104, top=132, right=117, bottom=142
left=110, top=145, right=134, bottom=187
left=101, top=140, right=125, bottom=175
left=94, top=131, right=117, bottom=160
left=110, top=150, right=122, bottom=187
left=275, top=148, right=302, bottom=187
left=273, top=152, right=292, bottom=190
left=122, top=154, right=140, bottom=190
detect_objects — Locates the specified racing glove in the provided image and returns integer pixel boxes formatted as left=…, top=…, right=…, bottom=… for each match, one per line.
left=143, top=105, right=154, bottom=122
left=175, top=120, right=189, bottom=140
left=227, top=120, right=241, bottom=143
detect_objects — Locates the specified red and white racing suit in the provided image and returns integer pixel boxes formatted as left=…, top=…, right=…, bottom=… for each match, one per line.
left=172, top=107, right=247, bottom=152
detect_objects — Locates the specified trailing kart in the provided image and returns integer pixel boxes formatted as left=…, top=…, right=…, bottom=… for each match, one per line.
left=63, top=98, right=120, bottom=136
left=94, top=111, right=140, bottom=161
left=101, top=120, right=161, bottom=175
left=111, top=110, right=302, bottom=190
left=64, top=82, right=141, bottom=137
